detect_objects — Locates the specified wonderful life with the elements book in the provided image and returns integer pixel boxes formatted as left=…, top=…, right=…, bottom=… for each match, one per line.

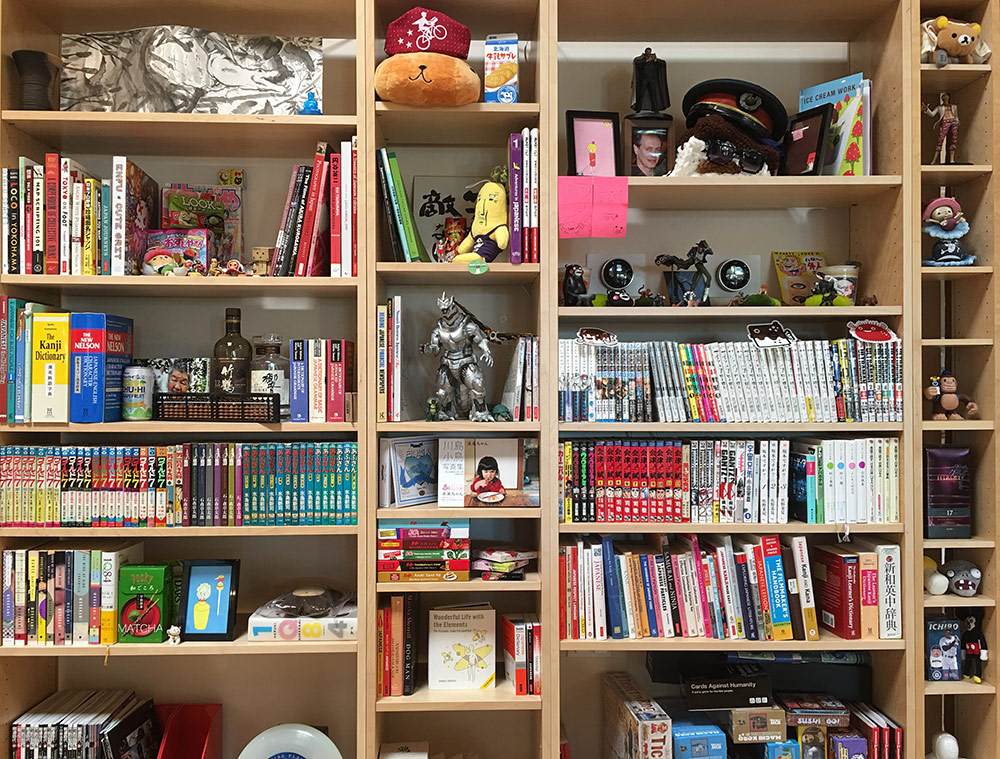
left=427, top=602, right=496, bottom=690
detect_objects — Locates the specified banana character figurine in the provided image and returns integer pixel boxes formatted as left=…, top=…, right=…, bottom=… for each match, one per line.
left=453, top=180, right=510, bottom=264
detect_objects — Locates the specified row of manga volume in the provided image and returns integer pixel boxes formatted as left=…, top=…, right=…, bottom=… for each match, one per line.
left=559, top=437, right=899, bottom=525
left=559, top=533, right=901, bottom=641
left=0, top=442, right=359, bottom=528
left=558, top=336, right=902, bottom=423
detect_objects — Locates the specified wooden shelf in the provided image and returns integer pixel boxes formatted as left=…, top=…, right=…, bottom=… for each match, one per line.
left=560, top=631, right=905, bottom=651
left=558, top=522, right=904, bottom=534
left=2, top=112, right=357, bottom=158
left=0, top=274, right=358, bottom=297
left=921, top=337, right=994, bottom=347
left=626, top=176, right=901, bottom=210
left=375, top=679, right=540, bottom=712
left=376, top=103, right=540, bottom=146
left=2, top=421, right=358, bottom=434
left=925, top=680, right=997, bottom=696
left=376, top=262, right=539, bottom=285
left=0, top=635, right=358, bottom=657
left=559, top=422, right=903, bottom=434
left=377, top=573, right=541, bottom=593
left=376, top=507, right=541, bottom=519
left=14, top=0, right=355, bottom=36
left=559, top=306, right=902, bottom=321
left=922, top=420, right=995, bottom=431
left=921, top=266, right=994, bottom=279
left=920, top=164, right=992, bottom=184
left=920, top=63, right=992, bottom=91
left=557, top=0, right=898, bottom=41
left=0, top=525, right=357, bottom=537
left=378, top=421, right=541, bottom=433
left=924, top=536, right=996, bottom=549
left=924, top=594, right=996, bottom=607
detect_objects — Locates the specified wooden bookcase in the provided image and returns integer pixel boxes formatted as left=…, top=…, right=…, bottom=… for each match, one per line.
left=0, top=0, right=996, bottom=757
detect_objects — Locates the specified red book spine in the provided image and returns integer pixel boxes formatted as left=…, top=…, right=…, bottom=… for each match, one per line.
left=382, top=606, right=391, bottom=696
left=271, top=167, right=299, bottom=276
left=613, top=443, right=624, bottom=521
left=329, top=156, right=342, bottom=273
left=304, top=161, right=330, bottom=277
left=351, top=139, right=358, bottom=276
left=294, top=144, right=328, bottom=277
left=595, top=443, right=606, bottom=522
left=638, top=444, right=650, bottom=522
left=44, top=154, right=59, bottom=275
left=558, top=549, right=567, bottom=639
left=753, top=543, right=773, bottom=639
left=326, top=339, right=345, bottom=422
left=843, top=556, right=861, bottom=639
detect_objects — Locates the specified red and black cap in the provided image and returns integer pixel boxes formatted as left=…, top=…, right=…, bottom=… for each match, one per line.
left=385, top=7, right=471, bottom=59
left=682, top=79, right=788, bottom=142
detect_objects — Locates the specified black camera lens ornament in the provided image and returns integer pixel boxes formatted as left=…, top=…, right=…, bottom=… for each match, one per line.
left=716, top=258, right=751, bottom=292
left=600, top=258, right=635, bottom=307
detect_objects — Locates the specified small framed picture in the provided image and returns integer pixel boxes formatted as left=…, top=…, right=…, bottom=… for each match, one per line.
left=780, top=104, right=833, bottom=176
left=566, top=110, right=622, bottom=176
left=623, top=116, right=673, bottom=176
left=179, top=559, right=240, bottom=641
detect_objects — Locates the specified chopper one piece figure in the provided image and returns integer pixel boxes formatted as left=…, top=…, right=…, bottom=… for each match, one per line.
left=420, top=292, right=495, bottom=422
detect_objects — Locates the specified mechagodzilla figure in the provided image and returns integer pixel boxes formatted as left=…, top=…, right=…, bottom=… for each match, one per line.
left=420, top=292, right=495, bottom=422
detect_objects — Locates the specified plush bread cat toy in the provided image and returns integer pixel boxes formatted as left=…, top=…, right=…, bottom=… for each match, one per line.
left=374, top=7, right=481, bottom=107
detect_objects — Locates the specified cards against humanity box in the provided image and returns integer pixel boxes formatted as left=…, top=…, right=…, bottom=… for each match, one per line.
left=679, top=663, right=772, bottom=710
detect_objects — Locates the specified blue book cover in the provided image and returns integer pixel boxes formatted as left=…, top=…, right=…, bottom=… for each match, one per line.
left=289, top=339, right=308, bottom=422
left=601, top=535, right=624, bottom=639
left=638, top=552, right=659, bottom=638
left=6, top=298, right=25, bottom=422
left=69, top=313, right=134, bottom=423
left=275, top=444, right=286, bottom=526
left=733, top=553, right=759, bottom=641
left=798, top=73, right=864, bottom=112
left=350, top=442, right=358, bottom=525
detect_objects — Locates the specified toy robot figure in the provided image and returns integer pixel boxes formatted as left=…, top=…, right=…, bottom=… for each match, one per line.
left=420, top=292, right=494, bottom=422
left=962, top=610, right=988, bottom=683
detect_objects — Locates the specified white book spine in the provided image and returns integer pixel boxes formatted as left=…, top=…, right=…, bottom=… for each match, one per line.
left=59, top=159, right=71, bottom=275
left=767, top=440, right=779, bottom=523
left=110, top=157, right=127, bottom=276
left=845, top=439, right=859, bottom=523
left=653, top=555, right=675, bottom=637
left=744, top=441, right=756, bottom=523
left=336, top=140, right=350, bottom=277
left=308, top=338, right=326, bottom=422
left=529, top=126, right=539, bottom=254
left=777, top=440, right=790, bottom=523
left=618, top=554, right=637, bottom=639
left=877, top=542, right=901, bottom=639
left=889, top=437, right=899, bottom=522
left=590, top=541, right=607, bottom=640
left=520, top=127, right=530, bottom=257
left=70, top=182, right=83, bottom=276
left=575, top=541, right=586, bottom=637
left=587, top=342, right=596, bottom=422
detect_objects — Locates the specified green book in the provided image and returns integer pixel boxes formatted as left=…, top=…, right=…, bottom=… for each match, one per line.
left=386, top=153, right=430, bottom=262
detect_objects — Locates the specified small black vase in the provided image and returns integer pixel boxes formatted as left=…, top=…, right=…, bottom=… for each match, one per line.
left=12, top=50, right=56, bottom=110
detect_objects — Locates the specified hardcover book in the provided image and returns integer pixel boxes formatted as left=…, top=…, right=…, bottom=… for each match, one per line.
left=30, top=312, right=70, bottom=423
left=111, top=157, right=159, bottom=276
left=427, top=602, right=495, bottom=690
left=924, top=447, right=972, bottom=538
left=69, top=313, right=134, bottom=423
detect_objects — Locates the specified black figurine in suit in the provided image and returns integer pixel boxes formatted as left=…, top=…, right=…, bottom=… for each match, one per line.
left=631, top=48, right=669, bottom=114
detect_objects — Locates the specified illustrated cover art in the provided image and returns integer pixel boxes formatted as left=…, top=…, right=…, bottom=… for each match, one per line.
left=772, top=251, right=826, bottom=306
left=114, top=157, right=159, bottom=276
left=61, top=26, right=321, bottom=115
left=389, top=436, right=438, bottom=507
left=133, top=357, right=210, bottom=394
left=117, top=563, right=178, bottom=643
left=143, top=229, right=213, bottom=275
left=100, top=699, right=161, bottom=759
left=427, top=602, right=495, bottom=690
left=162, top=183, right=244, bottom=258
left=925, top=616, right=962, bottom=681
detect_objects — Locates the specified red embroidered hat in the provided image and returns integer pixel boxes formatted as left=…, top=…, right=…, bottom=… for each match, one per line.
left=385, top=7, right=471, bottom=59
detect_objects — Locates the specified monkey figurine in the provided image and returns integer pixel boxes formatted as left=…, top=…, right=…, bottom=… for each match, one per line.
left=562, top=264, right=593, bottom=306
left=924, top=369, right=979, bottom=421
left=962, top=609, right=988, bottom=683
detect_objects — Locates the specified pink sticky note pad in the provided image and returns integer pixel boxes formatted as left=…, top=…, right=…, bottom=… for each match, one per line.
left=591, top=176, right=628, bottom=238
left=558, top=176, right=594, bottom=238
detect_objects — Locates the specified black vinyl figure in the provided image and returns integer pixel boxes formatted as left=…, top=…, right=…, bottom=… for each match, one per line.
left=962, top=609, right=988, bottom=683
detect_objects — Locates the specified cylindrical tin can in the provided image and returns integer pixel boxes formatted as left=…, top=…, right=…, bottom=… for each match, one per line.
left=121, top=366, right=154, bottom=420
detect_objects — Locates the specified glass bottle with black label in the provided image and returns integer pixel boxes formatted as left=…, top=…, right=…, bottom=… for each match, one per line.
left=250, top=333, right=290, bottom=418
left=211, top=308, right=251, bottom=394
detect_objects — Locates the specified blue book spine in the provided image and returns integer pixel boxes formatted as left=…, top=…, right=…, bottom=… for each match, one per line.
left=337, top=442, right=346, bottom=526
left=639, top=553, right=659, bottom=638
left=289, top=339, right=308, bottom=422
left=601, top=535, right=624, bottom=639
left=275, top=444, right=286, bottom=526
left=761, top=540, right=793, bottom=633
left=805, top=454, right=818, bottom=522
left=69, top=313, right=106, bottom=423
left=350, top=442, right=358, bottom=525
left=379, top=149, right=410, bottom=259
left=14, top=306, right=25, bottom=423
left=6, top=299, right=23, bottom=423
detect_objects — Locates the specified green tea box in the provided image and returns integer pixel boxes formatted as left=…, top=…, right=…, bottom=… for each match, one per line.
left=118, top=563, right=178, bottom=643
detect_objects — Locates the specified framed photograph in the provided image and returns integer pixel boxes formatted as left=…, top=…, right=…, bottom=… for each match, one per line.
left=623, top=115, right=674, bottom=176
left=179, top=559, right=240, bottom=641
left=566, top=110, right=622, bottom=176
left=780, top=104, right=833, bottom=176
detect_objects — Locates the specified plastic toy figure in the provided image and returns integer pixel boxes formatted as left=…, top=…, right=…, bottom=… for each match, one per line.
left=962, top=610, right=988, bottom=683
left=491, top=404, right=513, bottom=421
left=922, top=197, right=976, bottom=266
left=924, top=369, right=979, bottom=420
left=923, top=93, right=960, bottom=164
left=941, top=559, right=983, bottom=596
left=655, top=240, right=713, bottom=305
left=940, top=627, right=962, bottom=680
left=420, top=292, right=494, bottom=422
left=630, top=47, right=669, bottom=114
left=562, top=263, right=593, bottom=306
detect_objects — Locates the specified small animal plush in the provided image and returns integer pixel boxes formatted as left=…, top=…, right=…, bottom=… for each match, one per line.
left=454, top=181, right=509, bottom=263
left=374, top=8, right=481, bottom=107
left=562, top=264, right=593, bottom=306
left=924, top=369, right=979, bottom=420
left=930, top=16, right=982, bottom=66
left=940, top=559, right=982, bottom=596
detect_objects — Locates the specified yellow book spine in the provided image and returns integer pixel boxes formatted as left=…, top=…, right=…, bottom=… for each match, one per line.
left=31, top=313, right=70, bottom=423
left=82, top=179, right=95, bottom=276
left=564, top=441, right=573, bottom=522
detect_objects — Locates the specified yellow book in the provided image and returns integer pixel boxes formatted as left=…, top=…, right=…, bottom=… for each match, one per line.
left=564, top=441, right=573, bottom=522
left=31, top=312, right=70, bottom=423
left=100, top=542, right=144, bottom=644
left=84, top=178, right=101, bottom=276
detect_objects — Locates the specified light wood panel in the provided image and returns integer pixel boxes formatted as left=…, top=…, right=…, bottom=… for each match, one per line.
left=0, top=274, right=359, bottom=297
left=558, top=522, right=905, bottom=534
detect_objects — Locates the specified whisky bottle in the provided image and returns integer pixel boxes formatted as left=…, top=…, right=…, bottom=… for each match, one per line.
left=211, top=308, right=251, bottom=394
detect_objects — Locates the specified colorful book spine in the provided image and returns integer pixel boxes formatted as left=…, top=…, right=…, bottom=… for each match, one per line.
left=508, top=132, right=523, bottom=264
